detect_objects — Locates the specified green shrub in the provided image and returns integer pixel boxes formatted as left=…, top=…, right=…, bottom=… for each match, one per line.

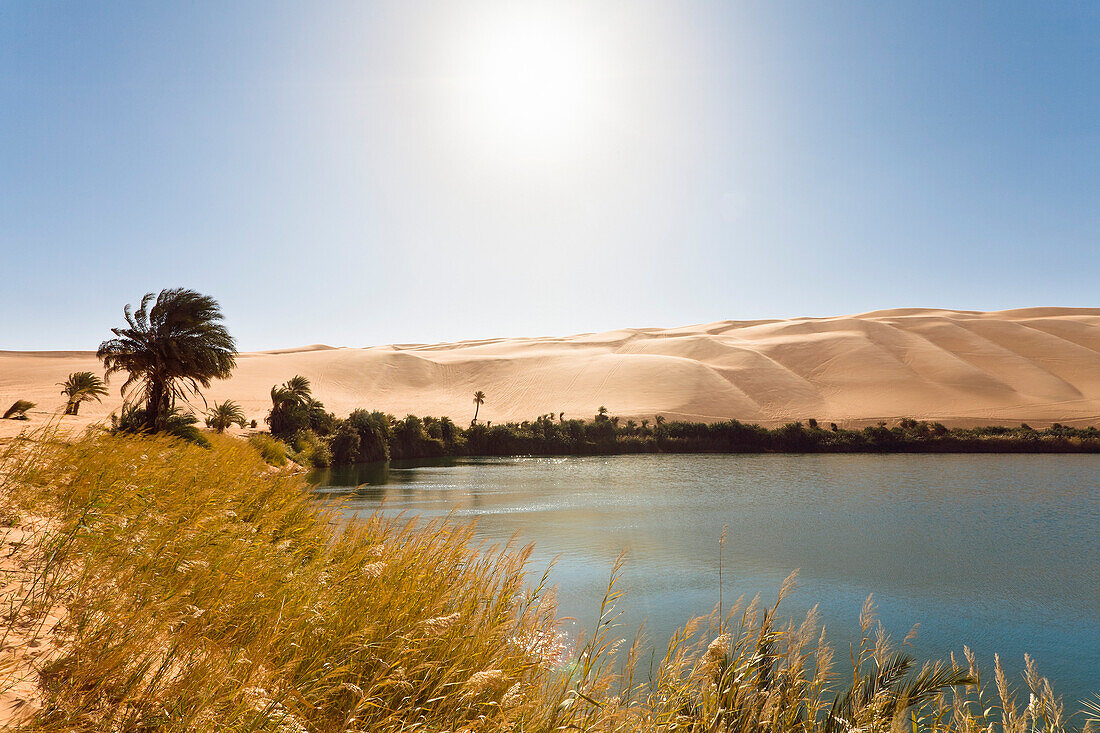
left=289, top=429, right=332, bottom=468
left=248, top=433, right=288, bottom=467
left=346, top=409, right=391, bottom=463
left=329, top=420, right=361, bottom=465
left=111, top=404, right=209, bottom=447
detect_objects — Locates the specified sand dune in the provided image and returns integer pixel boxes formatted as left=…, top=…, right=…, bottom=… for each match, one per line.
left=4, top=308, right=1100, bottom=438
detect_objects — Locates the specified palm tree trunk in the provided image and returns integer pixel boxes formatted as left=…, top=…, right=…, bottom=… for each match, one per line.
left=71, top=401, right=79, bottom=416
left=473, top=403, right=480, bottom=422
left=149, top=379, right=170, bottom=432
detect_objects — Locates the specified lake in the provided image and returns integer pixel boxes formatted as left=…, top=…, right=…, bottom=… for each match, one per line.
left=310, top=453, right=1100, bottom=706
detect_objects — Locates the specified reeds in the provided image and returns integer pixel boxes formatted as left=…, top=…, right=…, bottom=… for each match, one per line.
left=1, top=430, right=1093, bottom=732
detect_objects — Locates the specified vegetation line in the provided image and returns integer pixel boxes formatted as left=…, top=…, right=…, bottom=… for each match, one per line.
left=258, top=381, right=1100, bottom=469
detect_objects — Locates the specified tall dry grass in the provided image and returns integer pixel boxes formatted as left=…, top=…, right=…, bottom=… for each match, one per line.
left=1, top=430, right=1096, bottom=732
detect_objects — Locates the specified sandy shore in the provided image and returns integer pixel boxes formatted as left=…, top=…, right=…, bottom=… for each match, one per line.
left=0, top=513, right=61, bottom=727
left=4, top=307, right=1100, bottom=439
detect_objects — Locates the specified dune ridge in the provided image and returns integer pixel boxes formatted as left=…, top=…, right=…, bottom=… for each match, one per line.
left=4, top=308, right=1100, bottom=435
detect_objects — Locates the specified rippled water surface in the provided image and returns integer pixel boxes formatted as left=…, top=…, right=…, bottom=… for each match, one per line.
left=311, top=454, right=1100, bottom=705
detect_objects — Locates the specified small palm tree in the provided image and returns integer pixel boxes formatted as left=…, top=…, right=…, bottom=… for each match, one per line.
left=472, top=390, right=486, bottom=424
left=596, top=406, right=609, bottom=421
left=97, top=289, right=236, bottom=433
left=205, top=400, right=248, bottom=433
left=59, top=371, right=108, bottom=415
left=3, top=400, right=35, bottom=420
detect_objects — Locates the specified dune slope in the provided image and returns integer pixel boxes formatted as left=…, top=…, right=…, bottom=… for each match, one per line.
left=4, top=308, right=1100, bottom=434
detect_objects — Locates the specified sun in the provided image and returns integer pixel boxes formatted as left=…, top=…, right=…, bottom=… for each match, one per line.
left=450, top=6, right=605, bottom=164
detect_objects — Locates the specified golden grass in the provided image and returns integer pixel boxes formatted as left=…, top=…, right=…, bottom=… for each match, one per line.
left=1, top=430, right=1095, bottom=732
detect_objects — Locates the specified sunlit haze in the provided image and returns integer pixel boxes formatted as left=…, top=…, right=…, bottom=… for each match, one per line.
left=451, top=5, right=607, bottom=163
left=2, top=2, right=1098, bottom=350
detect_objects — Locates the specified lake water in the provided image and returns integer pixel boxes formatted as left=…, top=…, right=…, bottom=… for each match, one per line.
left=310, top=454, right=1100, bottom=706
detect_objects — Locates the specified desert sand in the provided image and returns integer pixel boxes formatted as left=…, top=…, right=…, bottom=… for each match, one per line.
left=4, top=307, right=1100, bottom=439
left=0, top=514, right=62, bottom=726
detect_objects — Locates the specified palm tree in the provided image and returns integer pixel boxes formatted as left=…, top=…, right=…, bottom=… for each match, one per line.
left=59, top=371, right=108, bottom=415
left=3, top=400, right=35, bottom=420
left=596, top=406, right=609, bottom=421
left=205, top=400, right=248, bottom=433
left=472, top=390, right=486, bottom=424
left=267, top=375, right=329, bottom=438
left=97, top=289, right=236, bottom=433
left=284, top=375, right=313, bottom=404
left=270, top=375, right=313, bottom=412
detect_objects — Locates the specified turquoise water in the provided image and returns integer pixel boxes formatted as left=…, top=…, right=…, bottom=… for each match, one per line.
left=311, top=454, right=1100, bottom=707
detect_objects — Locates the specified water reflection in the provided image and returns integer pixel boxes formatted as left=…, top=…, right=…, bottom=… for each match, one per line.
left=311, top=456, right=459, bottom=490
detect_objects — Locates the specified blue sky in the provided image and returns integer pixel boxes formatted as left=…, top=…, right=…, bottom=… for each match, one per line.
left=2, top=2, right=1098, bottom=350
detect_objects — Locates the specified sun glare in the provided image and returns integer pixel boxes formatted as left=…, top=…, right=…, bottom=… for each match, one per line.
left=451, top=8, right=605, bottom=164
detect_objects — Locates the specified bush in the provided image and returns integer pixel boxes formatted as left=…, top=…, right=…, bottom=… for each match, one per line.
left=263, top=408, right=1100, bottom=466
left=289, top=429, right=332, bottom=468
left=248, top=433, right=288, bottom=467
left=112, top=404, right=209, bottom=447
left=329, top=420, right=361, bottom=465
left=346, top=409, right=391, bottom=463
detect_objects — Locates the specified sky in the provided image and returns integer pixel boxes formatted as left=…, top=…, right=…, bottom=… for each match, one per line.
left=2, top=1, right=1099, bottom=350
